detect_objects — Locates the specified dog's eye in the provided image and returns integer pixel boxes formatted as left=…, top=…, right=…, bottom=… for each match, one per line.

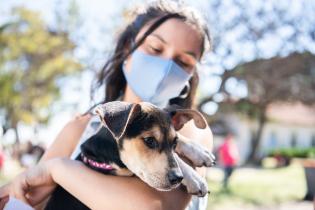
left=143, top=137, right=159, bottom=149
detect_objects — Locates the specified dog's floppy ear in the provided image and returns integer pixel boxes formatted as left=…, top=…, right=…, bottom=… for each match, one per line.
left=165, top=105, right=207, bottom=131
left=93, top=101, right=141, bottom=140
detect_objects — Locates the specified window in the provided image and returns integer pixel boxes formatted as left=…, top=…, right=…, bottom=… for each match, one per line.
left=290, top=133, right=297, bottom=148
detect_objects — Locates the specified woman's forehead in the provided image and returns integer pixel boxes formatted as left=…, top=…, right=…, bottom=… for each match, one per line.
left=136, top=18, right=202, bottom=59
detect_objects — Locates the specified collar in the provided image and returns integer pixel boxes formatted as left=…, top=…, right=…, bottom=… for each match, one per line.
left=81, top=153, right=113, bottom=170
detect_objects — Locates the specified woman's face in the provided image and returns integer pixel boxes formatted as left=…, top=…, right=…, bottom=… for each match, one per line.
left=125, top=18, right=203, bottom=74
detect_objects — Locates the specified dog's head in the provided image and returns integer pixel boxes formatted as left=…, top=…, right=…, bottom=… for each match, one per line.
left=92, top=101, right=207, bottom=190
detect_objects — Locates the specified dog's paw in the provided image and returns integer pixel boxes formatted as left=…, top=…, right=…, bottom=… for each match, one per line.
left=176, top=140, right=215, bottom=168
left=175, top=154, right=209, bottom=197
left=181, top=168, right=209, bottom=197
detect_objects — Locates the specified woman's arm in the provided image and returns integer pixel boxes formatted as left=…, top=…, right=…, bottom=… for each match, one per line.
left=51, top=158, right=191, bottom=210
left=26, top=114, right=93, bottom=209
left=0, top=158, right=190, bottom=210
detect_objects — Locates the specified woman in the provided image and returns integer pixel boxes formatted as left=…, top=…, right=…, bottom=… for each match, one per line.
left=0, top=1, right=213, bottom=210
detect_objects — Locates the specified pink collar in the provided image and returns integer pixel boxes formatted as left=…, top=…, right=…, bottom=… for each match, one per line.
left=81, top=154, right=113, bottom=170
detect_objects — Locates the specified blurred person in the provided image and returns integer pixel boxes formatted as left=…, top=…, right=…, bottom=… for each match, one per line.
left=218, top=133, right=240, bottom=189
left=0, top=1, right=213, bottom=210
left=0, top=146, right=4, bottom=172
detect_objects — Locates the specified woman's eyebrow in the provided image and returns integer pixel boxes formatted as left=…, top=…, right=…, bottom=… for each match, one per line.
left=151, top=33, right=168, bottom=44
left=150, top=33, right=197, bottom=60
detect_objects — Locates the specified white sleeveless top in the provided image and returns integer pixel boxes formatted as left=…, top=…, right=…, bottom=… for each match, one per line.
left=70, top=115, right=208, bottom=210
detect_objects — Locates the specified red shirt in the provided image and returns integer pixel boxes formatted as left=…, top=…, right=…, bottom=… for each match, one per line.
left=219, top=140, right=239, bottom=167
left=0, top=150, right=4, bottom=170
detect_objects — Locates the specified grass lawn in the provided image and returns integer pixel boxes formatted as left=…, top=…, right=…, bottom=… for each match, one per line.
left=206, top=163, right=308, bottom=210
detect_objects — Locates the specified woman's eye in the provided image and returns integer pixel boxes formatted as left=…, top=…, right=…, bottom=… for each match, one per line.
left=143, top=137, right=159, bottom=149
left=149, top=46, right=162, bottom=54
left=178, top=60, right=190, bottom=68
left=176, top=59, right=195, bottom=73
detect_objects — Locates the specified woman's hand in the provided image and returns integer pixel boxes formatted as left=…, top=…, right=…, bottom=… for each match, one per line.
left=0, top=159, right=59, bottom=208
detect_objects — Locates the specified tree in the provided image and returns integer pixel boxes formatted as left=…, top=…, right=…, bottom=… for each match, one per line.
left=207, top=52, right=315, bottom=162
left=197, top=0, right=315, bottom=163
left=0, top=7, right=82, bottom=144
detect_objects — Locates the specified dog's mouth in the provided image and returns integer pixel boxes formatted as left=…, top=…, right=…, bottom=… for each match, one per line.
left=155, top=182, right=182, bottom=191
left=136, top=172, right=182, bottom=191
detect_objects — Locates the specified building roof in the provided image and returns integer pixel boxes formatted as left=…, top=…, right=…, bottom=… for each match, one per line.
left=266, top=102, right=315, bottom=126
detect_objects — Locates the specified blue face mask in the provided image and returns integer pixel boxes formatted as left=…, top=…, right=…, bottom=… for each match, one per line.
left=122, top=50, right=192, bottom=108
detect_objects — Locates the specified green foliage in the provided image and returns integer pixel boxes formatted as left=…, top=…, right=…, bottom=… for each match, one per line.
left=268, top=147, right=315, bottom=159
left=0, top=7, right=82, bottom=140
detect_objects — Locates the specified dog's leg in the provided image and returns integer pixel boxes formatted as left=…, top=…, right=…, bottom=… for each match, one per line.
left=175, top=153, right=209, bottom=197
left=175, top=133, right=215, bottom=168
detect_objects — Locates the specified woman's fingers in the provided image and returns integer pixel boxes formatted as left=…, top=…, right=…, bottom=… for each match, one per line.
left=0, top=182, right=29, bottom=208
left=12, top=179, right=30, bottom=205
left=26, top=184, right=56, bottom=206
left=0, top=195, right=9, bottom=210
left=24, top=162, right=54, bottom=188
left=0, top=160, right=58, bottom=209
left=1, top=173, right=31, bottom=205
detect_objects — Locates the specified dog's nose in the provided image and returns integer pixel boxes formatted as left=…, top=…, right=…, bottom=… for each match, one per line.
left=167, top=170, right=183, bottom=185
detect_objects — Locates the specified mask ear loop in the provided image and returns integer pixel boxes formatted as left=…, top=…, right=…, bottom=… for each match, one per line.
left=178, top=81, right=190, bottom=99
left=123, top=40, right=136, bottom=67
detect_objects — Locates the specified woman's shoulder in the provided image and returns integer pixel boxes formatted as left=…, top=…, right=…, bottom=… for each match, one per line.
left=71, top=113, right=93, bottom=126
left=64, top=113, right=94, bottom=135
left=40, top=113, right=94, bottom=161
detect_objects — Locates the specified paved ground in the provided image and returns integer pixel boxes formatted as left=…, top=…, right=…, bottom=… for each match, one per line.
left=267, top=201, right=313, bottom=210
left=213, top=201, right=313, bottom=210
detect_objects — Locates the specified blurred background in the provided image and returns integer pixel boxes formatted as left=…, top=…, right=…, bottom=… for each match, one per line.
left=0, top=0, right=314, bottom=209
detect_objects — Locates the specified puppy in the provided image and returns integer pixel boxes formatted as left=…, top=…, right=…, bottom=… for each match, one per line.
left=45, top=101, right=215, bottom=210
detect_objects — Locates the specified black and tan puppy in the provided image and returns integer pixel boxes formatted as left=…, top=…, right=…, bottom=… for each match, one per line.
left=45, top=101, right=215, bottom=210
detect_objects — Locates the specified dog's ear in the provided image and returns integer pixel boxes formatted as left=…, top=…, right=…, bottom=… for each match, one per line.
left=93, top=101, right=141, bottom=140
left=165, top=106, right=207, bottom=131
